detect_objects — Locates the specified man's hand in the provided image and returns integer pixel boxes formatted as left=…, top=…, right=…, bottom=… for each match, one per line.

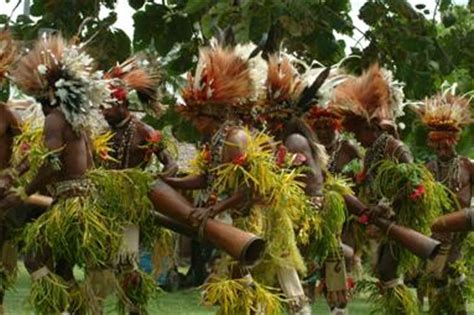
left=368, top=204, right=394, bottom=221
left=0, top=176, right=14, bottom=198
left=188, top=207, right=215, bottom=227
left=0, top=191, right=23, bottom=212
left=310, top=195, right=324, bottom=210
left=159, top=164, right=179, bottom=178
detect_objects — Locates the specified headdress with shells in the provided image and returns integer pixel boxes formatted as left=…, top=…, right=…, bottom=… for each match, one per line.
left=414, top=83, right=473, bottom=144
left=329, top=64, right=406, bottom=134
left=179, top=45, right=258, bottom=125
left=12, top=36, right=109, bottom=133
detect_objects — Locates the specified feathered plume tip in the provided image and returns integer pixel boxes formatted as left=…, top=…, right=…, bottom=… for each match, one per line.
left=104, top=57, right=159, bottom=107
left=304, top=66, right=351, bottom=131
left=180, top=46, right=255, bottom=121
left=12, top=36, right=109, bottom=133
left=0, top=29, right=16, bottom=83
left=330, top=64, right=401, bottom=131
left=252, top=54, right=306, bottom=130
left=415, top=83, right=473, bottom=143
left=265, top=55, right=304, bottom=104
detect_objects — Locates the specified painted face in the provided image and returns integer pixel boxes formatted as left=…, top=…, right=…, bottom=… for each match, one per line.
left=352, top=126, right=376, bottom=148
left=193, top=116, right=218, bottom=136
left=101, top=102, right=129, bottom=126
left=314, top=125, right=337, bottom=147
left=428, top=140, right=456, bottom=161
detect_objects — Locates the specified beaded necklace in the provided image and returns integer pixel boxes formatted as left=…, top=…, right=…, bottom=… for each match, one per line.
left=435, top=155, right=461, bottom=192
left=110, top=116, right=136, bottom=169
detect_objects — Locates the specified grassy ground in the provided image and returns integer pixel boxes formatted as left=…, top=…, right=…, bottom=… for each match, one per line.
left=3, top=263, right=473, bottom=314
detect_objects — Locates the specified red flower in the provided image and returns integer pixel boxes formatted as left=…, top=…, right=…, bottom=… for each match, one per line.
left=232, top=153, right=247, bottom=166
left=358, top=213, right=369, bottom=225
left=111, top=87, right=128, bottom=101
left=208, top=192, right=218, bottom=205
left=144, top=149, right=153, bottom=162
left=203, top=150, right=211, bottom=162
left=276, top=145, right=287, bottom=167
left=146, top=130, right=162, bottom=144
left=20, top=142, right=31, bottom=154
left=292, top=153, right=307, bottom=166
left=99, top=148, right=110, bottom=160
left=122, top=271, right=140, bottom=290
left=355, top=171, right=366, bottom=184
left=410, top=184, right=426, bottom=201
left=347, top=277, right=356, bottom=290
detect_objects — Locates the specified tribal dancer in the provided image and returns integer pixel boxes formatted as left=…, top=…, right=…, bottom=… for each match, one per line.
left=330, top=64, right=450, bottom=315
left=253, top=55, right=353, bottom=315
left=8, top=35, right=116, bottom=314
left=414, top=85, right=474, bottom=314
left=0, top=29, right=21, bottom=190
left=0, top=29, right=23, bottom=313
left=305, top=69, right=364, bottom=288
left=163, top=45, right=311, bottom=314
left=96, top=58, right=178, bottom=314
left=102, top=58, right=177, bottom=174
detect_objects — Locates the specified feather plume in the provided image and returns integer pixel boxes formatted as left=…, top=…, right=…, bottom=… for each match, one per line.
left=415, top=87, right=472, bottom=133
left=265, top=55, right=304, bottom=104
left=180, top=46, right=255, bottom=119
left=12, top=36, right=108, bottom=133
left=0, top=29, right=16, bottom=83
left=331, top=64, right=392, bottom=126
left=105, top=57, right=159, bottom=105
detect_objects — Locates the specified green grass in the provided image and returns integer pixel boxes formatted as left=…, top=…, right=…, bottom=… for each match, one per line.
left=3, top=263, right=473, bottom=314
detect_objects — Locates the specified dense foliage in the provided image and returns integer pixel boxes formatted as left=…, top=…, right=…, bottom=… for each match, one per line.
left=1, top=0, right=473, bottom=157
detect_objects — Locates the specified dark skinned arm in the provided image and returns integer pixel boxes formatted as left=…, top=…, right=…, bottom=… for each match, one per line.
left=285, top=133, right=324, bottom=196
left=163, top=174, right=207, bottom=190
left=156, top=149, right=179, bottom=177
left=189, top=129, right=254, bottom=224
left=6, top=108, right=22, bottom=137
left=25, top=114, right=65, bottom=195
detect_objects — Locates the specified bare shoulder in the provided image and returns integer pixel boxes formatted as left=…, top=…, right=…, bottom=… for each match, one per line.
left=284, top=133, right=311, bottom=154
left=425, top=160, right=436, bottom=172
left=45, top=110, right=67, bottom=129
left=225, top=127, right=249, bottom=148
left=341, top=139, right=361, bottom=158
left=387, top=136, right=412, bottom=163
left=136, top=119, right=155, bottom=138
left=460, top=156, right=474, bottom=175
left=221, top=128, right=249, bottom=163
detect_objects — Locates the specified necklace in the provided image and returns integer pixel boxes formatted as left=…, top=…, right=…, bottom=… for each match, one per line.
left=110, top=117, right=136, bottom=169
left=328, top=139, right=343, bottom=173
left=363, top=133, right=390, bottom=176
left=435, top=156, right=461, bottom=192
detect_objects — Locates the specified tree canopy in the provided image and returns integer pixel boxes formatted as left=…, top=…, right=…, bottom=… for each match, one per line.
left=1, top=0, right=473, bottom=157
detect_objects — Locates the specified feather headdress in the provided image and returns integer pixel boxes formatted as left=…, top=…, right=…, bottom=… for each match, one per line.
left=330, top=64, right=405, bottom=132
left=179, top=46, right=256, bottom=122
left=104, top=57, right=159, bottom=108
left=305, top=65, right=352, bottom=131
left=12, top=36, right=108, bottom=133
left=0, top=29, right=16, bottom=84
left=255, top=54, right=330, bottom=130
left=414, top=84, right=473, bottom=143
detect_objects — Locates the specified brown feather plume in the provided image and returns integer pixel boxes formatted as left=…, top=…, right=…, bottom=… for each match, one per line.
left=416, top=92, right=472, bottom=133
left=181, top=46, right=254, bottom=118
left=12, top=36, right=66, bottom=97
left=105, top=57, right=159, bottom=105
left=265, top=55, right=304, bottom=104
left=0, top=29, right=16, bottom=83
left=330, top=64, right=391, bottom=129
